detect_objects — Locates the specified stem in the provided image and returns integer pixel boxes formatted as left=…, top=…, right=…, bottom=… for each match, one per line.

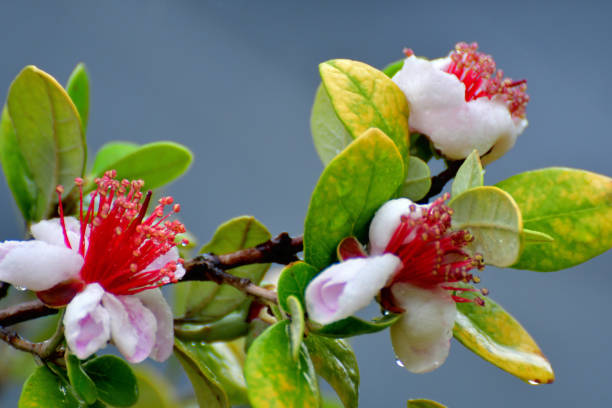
left=0, top=300, right=57, bottom=327
left=417, top=159, right=465, bottom=204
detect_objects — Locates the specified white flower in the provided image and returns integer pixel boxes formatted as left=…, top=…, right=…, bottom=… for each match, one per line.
left=392, top=43, right=529, bottom=165
left=0, top=173, right=186, bottom=363
left=305, top=197, right=485, bottom=373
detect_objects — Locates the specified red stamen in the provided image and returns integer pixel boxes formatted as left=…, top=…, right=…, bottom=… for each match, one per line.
left=55, top=171, right=185, bottom=296
left=382, top=195, right=485, bottom=308
left=442, top=42, right=528, bottom=119
left=55, top=185, right=72, bottom=249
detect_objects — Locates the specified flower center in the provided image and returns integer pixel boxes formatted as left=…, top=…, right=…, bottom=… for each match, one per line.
left=56, top=171, right=187, bottom=296
left=383, top=194, right=486, bottom=306
left=444, top=42, right=529, bottom=119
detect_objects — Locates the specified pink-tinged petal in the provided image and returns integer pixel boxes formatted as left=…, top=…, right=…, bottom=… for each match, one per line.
left=30, top=217, right=82, bottom=249
left=305, top=254, right=400, bottom=325
left=389, top=283, right=456, bottom=373
left=143, top=247, right=185, bottom=281
left=369, top=198, right=424, bottom=255
left=0, top=240, right=83, bottom=291
left=393, top=56, right=525, bottom=163
left=135, top=288, right=174, bottom=362
left=64, top=283, right=111, bottom=359
left=103, top=292, right=157, bottom=363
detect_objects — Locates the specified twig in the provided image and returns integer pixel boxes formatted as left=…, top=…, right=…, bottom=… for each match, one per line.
left=0, top=326, right=63, bottom=359
left=181, top=232, right=304, bottom=304
left=417, top=159, right=465, bottom=204
left=0, top=300, right=57, bottom=327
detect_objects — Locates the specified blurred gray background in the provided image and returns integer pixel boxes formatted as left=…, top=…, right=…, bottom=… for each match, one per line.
left=0, top=0, right=611, bottom=406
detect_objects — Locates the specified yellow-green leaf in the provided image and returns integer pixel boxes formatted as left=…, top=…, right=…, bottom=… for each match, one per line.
left=496, top=167, right=612, bottom=271
left=454, top=289, right=554, bottom=384
left=132, top=366, right=180, bottom=408
left=304, top=128, right=405, bottom=270
left=65, top=63, right=90, bottom=134
left=174, top=339, right=230, bottom=408
left=311, top=84, right=354, bottom=165
left=407, top=399, right=447, bottom=408
left=319, top=59, right=410, bottom=165
left=451, top=150, right=484, bottom=197
left=287, top=295, right=305, bottom=360
left=245, top=321, right=319, bottom=408
left=305, top=335, right=359, bottom=408
left=449, top=186, right=522, bottom=267
left=7, top=65, right=86, bottom=220
left=399, top=156, right=431, bottom=201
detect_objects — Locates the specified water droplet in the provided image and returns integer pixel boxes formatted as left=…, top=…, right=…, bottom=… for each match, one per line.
left=527, top=380, right=540, bottom=386
left=15, top=286, right=27, bottom=291
left=180, top=242, right=187, bottom=247
left=395, top=358, right=405, bottom=368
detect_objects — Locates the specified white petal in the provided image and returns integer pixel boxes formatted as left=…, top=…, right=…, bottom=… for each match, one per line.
left=393, top=56, right=525, bottom=163
left=0, top=240, right=83, bottom=291
left=389, top=283, right=456, bottom=373
left=103, top=292, right=157, bottom=363
left=368, top=198, right=425, bottom=255
left=135, top=288, right=174, bottom=362
left=142, top=247, right=185, bottom=281
left=30, top=217, right=83, bottom=249
left=305, top=254, right=400, bottom=325
left=64, top=283, right=111, bottom=359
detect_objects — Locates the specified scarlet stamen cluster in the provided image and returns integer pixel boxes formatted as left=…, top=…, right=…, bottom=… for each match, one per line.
left=383, top=194, right=486, bottom=306
left=57, top=171, right=186, bottom=296
left=446, top=42, right=529, bottom=118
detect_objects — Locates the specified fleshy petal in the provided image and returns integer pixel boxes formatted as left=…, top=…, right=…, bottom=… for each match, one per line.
left=30, top=217, right=83, bottom=249
left=103, top=292, right=157, bottom=363
left=393, top=56, right=524, bottom=162
left=305, top=254, right=400, bottom=325
left=389, top=283, right=456, bottom=373
left=64, top=283, right=111, bottom=359
left=135, top=288, right=174, bottom=362
left=142, top=247, right=185, bottom=281
left=368, top=198, right=424, bottom=255
left=0, top=240, right=83, bottom=291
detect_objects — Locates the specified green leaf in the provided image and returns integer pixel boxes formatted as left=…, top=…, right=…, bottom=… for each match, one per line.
left=409, top=133, right=433, bottom=163
left=92, top=141, right=193, bottom=189
left=245, top=321, right=319, bottom=408
left=277, top=262, right=319, bottom=313
left=175, top=307, right=250, bottom=342
left=91, top=142, right=139, bottom=176
left=313, top=314, right=401, bottom=338
left=66, top=353, right=97, bottom=405
left=19, top=366, right=80, bottom=408
left=6, top=65, right=86, bottom=220
left=407, top=399, right=447, bottom=408
left=453, top=287, right=554, bottom=384
left=83, top=355, right=138, bottom=407
left=182, top=216, right=271, bottom=321
left=305, top=335, right=359, bottom=408
left=174, top=339, right=230, bottom=408
left=311, top=84, right=354, bottom=165
left=382, top=59, right=404, bottom=78
left=304, top=128, right=405, bottom=270
left=522, top=228, right=554, bottom=243
left=449, top=186, right=522, bottom=267
left=496, top=167, right=612, bottom=271
left=65, top=63, right=90, bottom=134
left=319, top=59, right=410, bottom=165
left=451, top=150, right=484, bottom=197
left=175, top=338, right=247, bottom=406
left=399, top=156, right=431, bottom=201
left=287, top=295, right=305, bottom=360
left=0, top=106, right=40, bottom=221
left=132, top=366, right=180, bottom=408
